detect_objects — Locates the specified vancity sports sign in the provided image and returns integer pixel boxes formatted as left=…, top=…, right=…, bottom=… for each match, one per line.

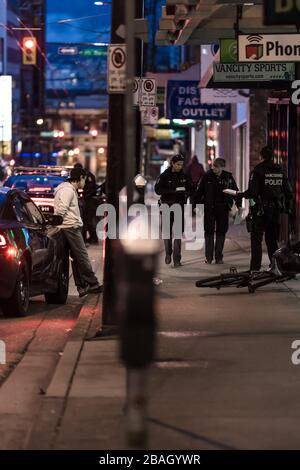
left=238, top=34, right=300, bottom=62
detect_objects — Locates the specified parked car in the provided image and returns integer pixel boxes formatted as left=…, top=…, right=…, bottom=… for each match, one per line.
left=4, top=173, right=67, bottom=214
left=0, top=187, right=69, bottom=317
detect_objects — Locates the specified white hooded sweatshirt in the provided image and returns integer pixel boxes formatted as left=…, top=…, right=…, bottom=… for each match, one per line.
left=54, top=182, right=83, bottom=228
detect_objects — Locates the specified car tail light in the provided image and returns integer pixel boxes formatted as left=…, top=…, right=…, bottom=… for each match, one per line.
left=0, top=234, right=7, bottom=247
left=6, top=247, right=18, bottom=258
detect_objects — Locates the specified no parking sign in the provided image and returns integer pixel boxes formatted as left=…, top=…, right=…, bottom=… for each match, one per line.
left=108, top=44, right=126, bottom=93
left=140, top=78, right=157, bottom=106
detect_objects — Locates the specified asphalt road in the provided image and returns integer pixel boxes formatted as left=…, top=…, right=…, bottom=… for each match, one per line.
left=0, top=245, right=102, bottom=449
left=0, top=295, right=83, bottom=386
left=0, top=244, right=102, bottom=387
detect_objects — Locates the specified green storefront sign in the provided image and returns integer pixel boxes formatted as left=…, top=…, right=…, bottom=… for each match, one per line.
left=220, top=39, right=238, bottom=63
left=213, top=62, right=295, bottom=82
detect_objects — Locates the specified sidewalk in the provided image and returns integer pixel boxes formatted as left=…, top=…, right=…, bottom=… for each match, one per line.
left=27, top=225, right=300, bottom=450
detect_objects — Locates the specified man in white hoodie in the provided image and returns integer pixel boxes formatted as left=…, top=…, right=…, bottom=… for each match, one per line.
left=54, top=167, right=102, bottom=297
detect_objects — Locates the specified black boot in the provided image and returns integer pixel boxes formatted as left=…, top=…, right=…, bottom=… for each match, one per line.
left=164, top=239, right=172, bottom=264
left=173, top=239, right=182, bottom=267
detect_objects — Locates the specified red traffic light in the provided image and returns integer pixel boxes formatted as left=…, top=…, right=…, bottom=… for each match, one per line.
left=22, top=36, right=37, bottom=65
left=24, top=38, right=35, bottom=49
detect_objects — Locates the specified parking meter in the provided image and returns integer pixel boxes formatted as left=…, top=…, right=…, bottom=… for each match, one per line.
left=116, top=220, right=160, bottom=446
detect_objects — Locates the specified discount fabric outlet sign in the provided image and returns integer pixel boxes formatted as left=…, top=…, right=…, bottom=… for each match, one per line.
left=238, top=34, right=300, bottom=62
left=166, top=81, right=231, bottom=120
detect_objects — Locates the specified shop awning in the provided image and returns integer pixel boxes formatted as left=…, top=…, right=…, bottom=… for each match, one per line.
left=156, top=1, right=297, bottom=46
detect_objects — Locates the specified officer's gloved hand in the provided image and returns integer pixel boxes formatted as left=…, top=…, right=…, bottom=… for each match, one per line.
left=223, top=189, right=237, bottom=196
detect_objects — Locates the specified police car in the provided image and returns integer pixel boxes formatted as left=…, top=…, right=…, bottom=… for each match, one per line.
left=3, top=166, right=70, bottom=214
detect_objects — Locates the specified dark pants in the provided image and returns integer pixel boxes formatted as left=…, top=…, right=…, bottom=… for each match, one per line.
left=163, top=207, right=184, bottom=263
left=250, top=206, right=280, bottom=271
left=62, top=227, right=99, bottom=290
left=83, top=198, right=98, bottom=243
left=204, top=204, right=229, bottom=262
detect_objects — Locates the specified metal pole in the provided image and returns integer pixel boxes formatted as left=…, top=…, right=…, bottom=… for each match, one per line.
left=100, top=0, right=126, bottom=333
left=125, top=0, right=136, bottom=208
left=135, top=0, right=144, bottom=174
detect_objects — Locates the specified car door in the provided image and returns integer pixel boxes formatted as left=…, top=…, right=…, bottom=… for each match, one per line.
left=12, top=195, right=49, bottom=292
left=24, top=199, right=58, bottom=289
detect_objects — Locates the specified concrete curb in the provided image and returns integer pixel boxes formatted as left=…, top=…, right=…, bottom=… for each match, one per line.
left=46, top=294, right=100, bottom=398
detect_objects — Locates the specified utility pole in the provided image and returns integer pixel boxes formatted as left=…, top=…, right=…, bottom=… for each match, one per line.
left=94, top=0, right=146, bottom=337
left=99, top=0, right=126, bottom=334
left=135, top=0, right=144, bottom=174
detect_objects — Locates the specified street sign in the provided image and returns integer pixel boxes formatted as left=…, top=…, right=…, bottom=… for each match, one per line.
left=133, top=77, right=140, bottom=106
left=108, top=44, right=126, bottom=93
left=238, top=34, right=300, bottom=62
left=140, top=106, right=159, bottom=125
left=79, top=48, right=106, bottom=57
left=166, top=81, right=231, bottom=120
left=213, top=62, right=295, bottom=82
left=58, top=47, right=78, bottom=55
left=140, top=78, right=157, bottom=106
left=264, top=0, right=300, bottom=25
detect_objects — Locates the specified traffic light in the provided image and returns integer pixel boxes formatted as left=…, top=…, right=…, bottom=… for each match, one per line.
left=22, top=37, right=37, bottom=65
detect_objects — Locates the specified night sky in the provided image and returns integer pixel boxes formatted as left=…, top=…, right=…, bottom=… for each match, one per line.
left=46, top=0, right=111, bottom=44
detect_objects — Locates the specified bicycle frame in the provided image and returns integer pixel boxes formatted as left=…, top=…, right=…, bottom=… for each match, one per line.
left=196, top=269, right=294, bottom=293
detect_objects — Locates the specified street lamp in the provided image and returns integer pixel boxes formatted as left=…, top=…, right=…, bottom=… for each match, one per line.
left=94, top=1, right=111, bottom=5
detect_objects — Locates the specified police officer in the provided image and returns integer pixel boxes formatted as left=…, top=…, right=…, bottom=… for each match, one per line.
left=195, top=157, right=241, bottom=264
left=155, top=154, right=190, bottom=267
left=74, top=163, right=98, bottom=244
left=238, top=146, right=293, bottom=271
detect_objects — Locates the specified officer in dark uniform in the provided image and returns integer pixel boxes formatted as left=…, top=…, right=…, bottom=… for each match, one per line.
left=155, top=154, right=190, bottom=267
left=238, top=146, right=293, bottom=271
left=195, top=157, right=241, bottom=264
left=74, top=163, right=98, bottom=244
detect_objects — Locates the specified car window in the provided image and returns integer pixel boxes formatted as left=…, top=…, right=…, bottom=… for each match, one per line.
left=12, top=196, right=32, bottom=224
left=25, top=201, right=44, bottom=225
left=1, top=202, right=17, bottom=221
